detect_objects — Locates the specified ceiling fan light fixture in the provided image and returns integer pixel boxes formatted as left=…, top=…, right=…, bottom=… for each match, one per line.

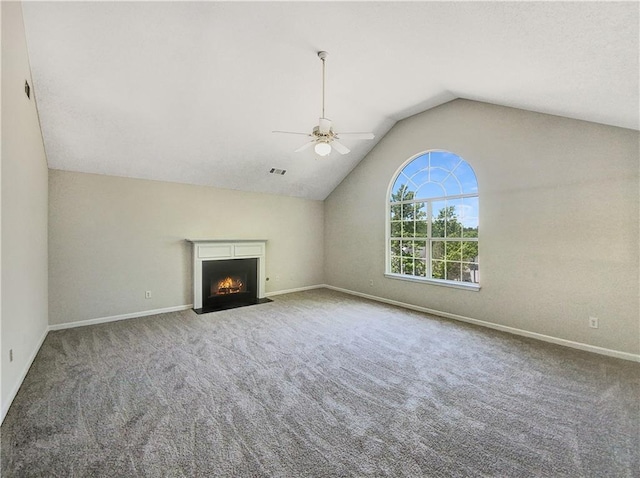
left=314, top=142, right=332, bottom=156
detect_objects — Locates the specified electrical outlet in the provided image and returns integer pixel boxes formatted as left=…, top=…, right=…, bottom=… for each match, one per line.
left=589, top=317, right=599, bottom=329
left=369, top=280, right=374, bottom=287
left=9, top=349, right=13, bottom=362
left=145, top=291, right=152, bottom=299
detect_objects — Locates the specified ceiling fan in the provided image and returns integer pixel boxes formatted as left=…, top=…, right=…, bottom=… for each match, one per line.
left=273, top=51, right=375, bottom=156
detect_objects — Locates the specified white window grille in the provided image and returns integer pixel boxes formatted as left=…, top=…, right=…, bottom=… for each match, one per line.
left=387, top=151, right=479, bottom=288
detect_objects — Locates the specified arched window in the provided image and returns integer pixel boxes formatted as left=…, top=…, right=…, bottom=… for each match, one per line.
left=387, top=151, right=479, bottom=288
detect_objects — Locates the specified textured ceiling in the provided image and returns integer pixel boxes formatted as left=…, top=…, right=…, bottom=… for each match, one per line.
left=22, top=2, right=639, bottom=200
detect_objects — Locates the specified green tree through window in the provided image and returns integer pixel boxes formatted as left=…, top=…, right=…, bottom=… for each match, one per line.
left=388, top=151, right=479, bottom=284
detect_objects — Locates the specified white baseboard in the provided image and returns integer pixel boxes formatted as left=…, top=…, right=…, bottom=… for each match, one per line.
left=324, top=285, right=640, bottom=363
left=265, top=284, right=325, bottom=297
left=1, top=326, right=49, bottom=424
left=48, top=304, right=193, bottom=331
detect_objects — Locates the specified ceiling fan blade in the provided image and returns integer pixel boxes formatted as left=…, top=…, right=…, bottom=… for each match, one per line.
left=318, top=117, right=332, bottom=134
left=331, top=140, right=350, bottom=155
left=272, top=130, right=314, bottom=137
left=294, top=140, right=316, bottom=153
left=335, top=132, right=375, bottom=140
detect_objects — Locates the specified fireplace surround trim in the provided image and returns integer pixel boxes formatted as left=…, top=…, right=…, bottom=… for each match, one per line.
left=187, top=239, right=267, bottom=310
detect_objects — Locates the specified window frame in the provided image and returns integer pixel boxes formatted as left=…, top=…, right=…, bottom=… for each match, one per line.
left=385, top=150, right=480, bottom=291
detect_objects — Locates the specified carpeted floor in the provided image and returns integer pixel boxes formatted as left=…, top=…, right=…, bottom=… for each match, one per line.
left=1, top=289, right=638, bottom=477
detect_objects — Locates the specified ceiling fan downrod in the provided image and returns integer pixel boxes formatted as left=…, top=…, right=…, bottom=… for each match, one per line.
left=318, top=51, right=328, bottom=120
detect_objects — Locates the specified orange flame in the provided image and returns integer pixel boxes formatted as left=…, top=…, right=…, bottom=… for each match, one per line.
left=213, top=276, right=245, bottom=295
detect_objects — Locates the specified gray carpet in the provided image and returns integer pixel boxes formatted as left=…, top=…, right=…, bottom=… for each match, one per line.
left=1, top=289, right=638, bottom=477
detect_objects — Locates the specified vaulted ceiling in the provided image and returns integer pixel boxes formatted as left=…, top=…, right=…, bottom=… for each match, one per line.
left=22, top=2, right=639, bottom=200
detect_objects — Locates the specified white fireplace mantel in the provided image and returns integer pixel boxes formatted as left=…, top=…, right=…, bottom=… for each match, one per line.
left=187, top=239, right=267, bottom=310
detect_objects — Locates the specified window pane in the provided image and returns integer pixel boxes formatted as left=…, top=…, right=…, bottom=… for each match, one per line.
left=429, top=151, right=462, bottom=171
left=432, top=201, right=446, bottom=238
left=445, top=262, right=461, bottom=281
left=401, top=155, right=426, bottom=178
left=390, top=203, right=402, bottom=220
left=416, top=182, right=445, bottom=199
left=391, top=178, right=415, bottom=201
left=391, top=257, right=401, bottom=274
left=390, top=221, right=401, bottom=237
left=415, top=202, right=427, bottom=237
left=443, top=174, right=462, bottom=196
left=401, top=220, right=415, bottom=237
left=429, top=167, right=449, bottom=183
left=445, top=199, right=462, bottom=238
left=391, top=174, right=408, bottom=198
left=401, top=240, right=414, bottom=257
left=452, top=161, right=478, bottom=194
left=461, top=196, right=479, bottom=238
left=401, top=203, right=413, bottom=221
left=462, top=262, right=479, bottom=283
left=414, top=241, right=427, bottom=259
left=446, top=217, right=462, bottom=238
left=462, top=223, right=478, bottom=238
left=409, top=169, right=429, bottom=187
left=402, top=258, right=414, bottom=276
left=446, top=242, right=462, bottom=261
left=391, top=240, right=401, bottom=256
left=446, top=198, right=462, bottom=215
left=462, top=196, right=479, bottom=217
left=432, top=240, right=445, bottom=260
left=432, top=260, right=445, bottom=279
left=415, top=259, right=427, bottom=277
left=461, top=241, right=478, bottom=262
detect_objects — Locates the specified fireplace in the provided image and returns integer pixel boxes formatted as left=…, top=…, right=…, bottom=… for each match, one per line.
left=201, top=258, right=257, bottom=311
left=188, top=239, right=270, bottom=314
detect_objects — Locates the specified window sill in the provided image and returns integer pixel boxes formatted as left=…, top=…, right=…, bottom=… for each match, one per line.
left=384, top=273, right=481, bottom=291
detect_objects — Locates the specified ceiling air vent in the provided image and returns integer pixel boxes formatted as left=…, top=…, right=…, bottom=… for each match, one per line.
left=269, top=168, right=286, bottom=175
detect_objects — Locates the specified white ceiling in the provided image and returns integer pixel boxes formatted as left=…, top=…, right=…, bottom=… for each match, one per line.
left=22, top=1, right=639, bottom=200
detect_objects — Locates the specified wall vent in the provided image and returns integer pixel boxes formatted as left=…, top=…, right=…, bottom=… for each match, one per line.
left=269, top=168, right=286, bottom=175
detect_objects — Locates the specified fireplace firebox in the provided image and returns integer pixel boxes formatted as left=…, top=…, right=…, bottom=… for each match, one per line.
left=201, top=258, right=258, bottom=312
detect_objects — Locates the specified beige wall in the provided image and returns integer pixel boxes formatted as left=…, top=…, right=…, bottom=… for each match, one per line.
left=325, top=99, right=640, bottom=355
left=48, top=170, right=324, bottom=325
left=1, top=2, right=50, bottom=419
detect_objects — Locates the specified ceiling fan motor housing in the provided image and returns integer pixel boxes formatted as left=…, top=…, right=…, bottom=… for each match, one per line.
left=313, top=125, right=333, bottom=139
